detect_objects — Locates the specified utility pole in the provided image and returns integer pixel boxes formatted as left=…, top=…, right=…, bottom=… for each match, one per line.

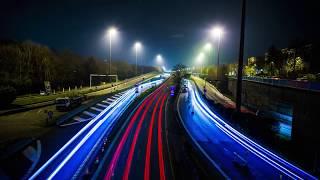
left=141, top=60, right=144, bottom=75
left=109, top=34, right=112, bottom=75
left=135, top=46, right=138, bottom=76
left=217, top=34, right=221, bottom=80
left=105, top=59, right=108, bottom=75
left=236, top=0, right=246, bottom=113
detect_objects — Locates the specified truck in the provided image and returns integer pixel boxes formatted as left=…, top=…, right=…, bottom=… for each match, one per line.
left=55, top=96, right=83, bottom=111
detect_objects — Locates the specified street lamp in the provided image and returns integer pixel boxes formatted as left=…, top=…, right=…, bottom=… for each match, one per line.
left=196, top=52, right=205, bottom=74
left=134, top=42, right=141, bottom=76
left=156, top=54, right=163, bottom=65
left=204, top=42, right=212, bottom=52
left=156, top=54, right=163, bottom=72
left=107, top=27, right=117, bottom=75
left=204, top=42, right=213, bottom=73
left=210, top=26, right=223, bottom=80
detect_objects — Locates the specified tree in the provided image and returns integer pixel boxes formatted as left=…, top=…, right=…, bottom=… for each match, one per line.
left=172, top=63, right=187, bottom=71
left=265, top=45, right=284, bottom=76
left=284, top=56, right=305, bottom=77
left=172, top=64, right=187, bottom=78
left=0, top=39, right=157, bottom=96
left=244, top=65, right=256, bottom=76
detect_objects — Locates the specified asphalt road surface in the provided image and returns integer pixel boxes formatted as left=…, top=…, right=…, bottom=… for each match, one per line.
left=177, top=79, right=316, bottom=180
left=29, top=78, right=165, bottom=179
left=101, top=81, right=169, bottom=180
left=93, top=77, right=222, bottom=180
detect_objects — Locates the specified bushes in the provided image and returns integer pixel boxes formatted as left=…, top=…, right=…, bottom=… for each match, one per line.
left=304, top=74, right=318, bottom=82
left=0, top=86, right=16, bottom=107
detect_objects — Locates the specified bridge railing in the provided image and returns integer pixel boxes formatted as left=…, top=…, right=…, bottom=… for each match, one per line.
left=228, top=76, right=320, bottom=92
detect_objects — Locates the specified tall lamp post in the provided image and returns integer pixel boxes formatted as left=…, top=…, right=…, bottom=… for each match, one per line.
left=196, top=52, right=205, bottom=75
left=203, top=43, right=212, bottom=91
left=107, top=27, right=117, bottom=75
left=236, top=0, right=246, bottom=113
left=134, top=42, right=141, bottom=76
left=211, top=26, right=223, bottom=80
left=196, top=52, right=207, bottom=95
left=156, top=54, right=163, bottom=72
left=204, top=42, right=212, bottom=76
left=204, top=42, right=212, bottom=66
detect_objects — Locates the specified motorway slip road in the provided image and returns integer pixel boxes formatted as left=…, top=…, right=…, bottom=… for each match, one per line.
left=177, top=80, right=317, bottom=180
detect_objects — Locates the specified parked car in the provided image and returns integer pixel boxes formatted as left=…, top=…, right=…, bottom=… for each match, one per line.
left=40, top=90, right=49, bottom=95
left=55, top=96, right=83, bottom=111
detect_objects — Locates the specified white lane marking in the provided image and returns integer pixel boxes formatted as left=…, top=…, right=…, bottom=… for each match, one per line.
left=96, top=103, right=108, bottom=108
left=90, top=107, right=103, bottom=112
left=109, top=97, right=117, bottom=101
left=83, top=111, right=97, bottom=117
left=73, top=116, right=84, bottom=122
left=106, top=98, right=115, bottom=102
left=102, top=100, right=111, bottom=104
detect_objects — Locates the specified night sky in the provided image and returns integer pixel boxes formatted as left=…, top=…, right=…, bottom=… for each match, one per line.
left=0, top=0, right=315, bottom=69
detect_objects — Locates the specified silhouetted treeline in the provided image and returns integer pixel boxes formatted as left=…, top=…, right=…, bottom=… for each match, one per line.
left=0, top=40, right=156, bottom=95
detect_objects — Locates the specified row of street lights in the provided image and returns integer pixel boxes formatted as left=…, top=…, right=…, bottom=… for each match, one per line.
left=195, top=26, right=224, bottom=80
left=106, top=27, right=164, bottom=77
left=194, top=18, right=246, bottom=114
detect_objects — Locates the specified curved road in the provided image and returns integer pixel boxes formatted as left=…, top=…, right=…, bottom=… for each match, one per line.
left=177, top=79, right=316, bottom=179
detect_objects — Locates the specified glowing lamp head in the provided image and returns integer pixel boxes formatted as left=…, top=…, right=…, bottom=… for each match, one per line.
left=211, top=26, right=223, bottom=38
left=204, top=43, right=212, bottom=51
left=156, top=54, right=163, bottom=64
left=134, top=42, right=141, bottom=50
left=108, top=27, right=117, bottom=36
left=196, top=52, right=205, bottom=65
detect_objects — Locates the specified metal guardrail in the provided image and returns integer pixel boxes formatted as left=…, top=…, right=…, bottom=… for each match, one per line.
left=229, top=76, right=320, bottom=92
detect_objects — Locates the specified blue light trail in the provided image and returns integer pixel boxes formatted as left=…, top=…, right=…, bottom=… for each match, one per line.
left=178, top=80, right=316, bottom=180
left=29, top=77, right=165, bottom=179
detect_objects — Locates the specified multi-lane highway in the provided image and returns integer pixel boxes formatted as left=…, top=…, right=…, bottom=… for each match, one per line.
left=177, top=79, right=317, bottom=179
left=27, top=74, right=317, bottom=180
left=29, top=77, right=166, bottom=180
left=92, top=78, right=170, bottom=180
